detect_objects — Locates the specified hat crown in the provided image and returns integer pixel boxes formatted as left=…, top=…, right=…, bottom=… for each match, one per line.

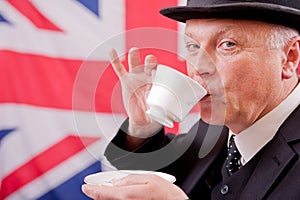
left=160, top=0, right=300, bottom=32
left=187, top=0, right=300, bottom=10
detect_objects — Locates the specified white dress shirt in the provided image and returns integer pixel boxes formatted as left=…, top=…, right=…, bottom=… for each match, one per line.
left=230, top=82, right=300, bottom=165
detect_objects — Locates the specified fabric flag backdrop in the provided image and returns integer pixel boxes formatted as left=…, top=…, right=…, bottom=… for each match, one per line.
left=0, top=0, right=201, bottom=199
left=1, top=1, right=299, bottom=200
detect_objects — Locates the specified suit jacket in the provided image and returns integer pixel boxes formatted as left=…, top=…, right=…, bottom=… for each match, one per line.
left=105, top=104, right=300, bottom=199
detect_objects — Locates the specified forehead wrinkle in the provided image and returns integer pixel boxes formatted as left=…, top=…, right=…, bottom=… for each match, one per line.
left=185, top=20, right=269, bottom=46
left=186, top=18, right=244, bottom=35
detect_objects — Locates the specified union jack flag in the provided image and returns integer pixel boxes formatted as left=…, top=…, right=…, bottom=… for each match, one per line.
left=0, top=0, right=198, bottom=199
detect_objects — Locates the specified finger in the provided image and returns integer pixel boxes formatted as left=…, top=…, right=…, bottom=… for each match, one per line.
left=113, top=174, right=164, bottom=186
left=112, top=174, right=147, bottom=186
left=82, top=184, right=101, bottom=199
left=128, top=47, right=142, bottom=71
left=82, top=183, right=145, bottom=200
left=82, top=183, right=150, bottom=200
left=82, top=184, right=126, bottom=200
left=144, top=55, right=158, bottom=75
left=109, top=48, right=127, bottom=78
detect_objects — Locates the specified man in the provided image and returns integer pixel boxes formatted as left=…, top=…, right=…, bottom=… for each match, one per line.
left=82, top=0, right=300, bottom=199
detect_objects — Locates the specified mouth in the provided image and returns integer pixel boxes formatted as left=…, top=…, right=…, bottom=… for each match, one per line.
left=200, top=93, right=211, bottom=102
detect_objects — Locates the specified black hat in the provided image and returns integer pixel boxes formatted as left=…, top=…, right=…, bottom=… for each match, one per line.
left=160, top=0, right=300, bottom=31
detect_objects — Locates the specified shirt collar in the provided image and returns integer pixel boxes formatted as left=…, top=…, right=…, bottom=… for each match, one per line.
left=232, top=82, right=300, bottom=165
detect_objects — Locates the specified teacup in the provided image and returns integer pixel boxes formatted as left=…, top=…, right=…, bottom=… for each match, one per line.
left=146, top=64, right=207, bottom=128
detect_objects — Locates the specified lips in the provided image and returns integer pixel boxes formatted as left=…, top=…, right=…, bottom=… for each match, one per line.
left=200, top=93, right=211, bottom=102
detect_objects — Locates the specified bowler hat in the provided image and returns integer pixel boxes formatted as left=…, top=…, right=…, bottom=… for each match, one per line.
left=160, top=0, right=300, bottom=31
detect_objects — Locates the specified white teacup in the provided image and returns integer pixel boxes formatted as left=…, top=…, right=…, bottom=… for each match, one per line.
left=146, top=64, right=207, bottom=128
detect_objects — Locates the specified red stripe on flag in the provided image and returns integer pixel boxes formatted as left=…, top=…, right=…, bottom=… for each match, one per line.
left=125, top=0, right=180, bottom=63
left=7, top=0, right=63, bottom=32
left=0, top=135, right=100, bottom=199
left=126, top=0, right=178, bottom=29
left=0, top=50, right=120, bottom=113
left=0, top=50, right=183, bottom=117
left=125, top=0, right=183, bottom=134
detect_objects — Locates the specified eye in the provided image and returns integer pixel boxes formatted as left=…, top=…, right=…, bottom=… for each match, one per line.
left=219, top=41, right=236, bottom=50
left=185, top=43, right=200, bottom=52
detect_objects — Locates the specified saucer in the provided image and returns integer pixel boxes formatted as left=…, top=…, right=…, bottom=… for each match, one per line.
left=84, top=170, right=176, bottom=186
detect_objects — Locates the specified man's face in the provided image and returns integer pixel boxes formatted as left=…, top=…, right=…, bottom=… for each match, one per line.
left=185, top=19, right=285, bottom=132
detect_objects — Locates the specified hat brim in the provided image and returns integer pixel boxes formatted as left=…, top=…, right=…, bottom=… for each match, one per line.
left=160, top=2, right=300, bottom=31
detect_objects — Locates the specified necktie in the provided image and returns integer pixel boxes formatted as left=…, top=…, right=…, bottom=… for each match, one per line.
left=226, top=135, right=241, bottom=175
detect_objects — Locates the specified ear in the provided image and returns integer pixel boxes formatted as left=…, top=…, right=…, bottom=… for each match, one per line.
left=282, top=36, right=300, bottom=79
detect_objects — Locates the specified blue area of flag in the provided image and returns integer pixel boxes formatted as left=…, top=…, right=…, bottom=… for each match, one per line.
left=75, top=0, right=100, bottom=17
left=0, top=128, right=15, bottom=142
left=0, top=13, right=9, bottom=23
left=37, top=161, right=102, bottom=200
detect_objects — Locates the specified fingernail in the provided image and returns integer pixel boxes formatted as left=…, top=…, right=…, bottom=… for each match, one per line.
left=129, top=47, right=139, bottom=53
left=109, top=48, right=117, bottom=60
left=82, top=184, right=88, bottom=192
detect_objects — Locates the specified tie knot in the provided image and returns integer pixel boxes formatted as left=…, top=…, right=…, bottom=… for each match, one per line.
left=226, top=135, right=241, bottom=175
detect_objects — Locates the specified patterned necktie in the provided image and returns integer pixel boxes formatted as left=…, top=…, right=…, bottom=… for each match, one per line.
left=226, top=135, right=241, bottom=175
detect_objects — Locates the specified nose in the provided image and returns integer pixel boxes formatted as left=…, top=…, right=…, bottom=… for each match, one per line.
left=187, top=48, right=216, bottom=78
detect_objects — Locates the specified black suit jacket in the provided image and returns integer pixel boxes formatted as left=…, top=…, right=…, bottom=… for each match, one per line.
left=105, top=104, right=300, bottom=199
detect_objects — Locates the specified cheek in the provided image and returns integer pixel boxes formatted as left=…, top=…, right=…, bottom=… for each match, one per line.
left=220, top=60, right=265, bottom=106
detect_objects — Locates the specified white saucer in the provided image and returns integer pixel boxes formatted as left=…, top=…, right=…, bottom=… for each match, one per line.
left=84, top=170, right=176, bottom=186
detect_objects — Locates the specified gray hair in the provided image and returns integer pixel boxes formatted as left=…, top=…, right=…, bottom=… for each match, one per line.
left=268, top=25, right=299, bottom=49
left=268, top=25, right=300, bottom=72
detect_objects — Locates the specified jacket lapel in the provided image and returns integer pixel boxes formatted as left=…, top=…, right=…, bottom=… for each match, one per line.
left=240, top=105, right=300, bottom=199
left=181, top=123, right=228, bottom=194
left=240, top=132, right=296, bottom=199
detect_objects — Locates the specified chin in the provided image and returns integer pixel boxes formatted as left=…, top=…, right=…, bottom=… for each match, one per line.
left=200, top=111, right=226, bottom=126
left=200, top=101, right=226, bottom=125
